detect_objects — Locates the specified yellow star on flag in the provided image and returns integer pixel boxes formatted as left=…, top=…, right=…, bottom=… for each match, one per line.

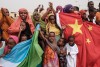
left=88, top=25, right=92, bottom=31
left=86, top=38, right=91, bottom=44
left=68, top=19, right=82, bottom=35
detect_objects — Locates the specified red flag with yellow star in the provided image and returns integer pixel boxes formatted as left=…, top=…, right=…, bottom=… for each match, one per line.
left=57, top=12, right=100, bottom=67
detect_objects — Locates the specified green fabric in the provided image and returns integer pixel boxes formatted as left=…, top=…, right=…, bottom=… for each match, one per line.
left=18, top=29, right=43, bottom=67
left=31, top=16, right=46, bottom=32
left=55, top=35, right=60, bottom=42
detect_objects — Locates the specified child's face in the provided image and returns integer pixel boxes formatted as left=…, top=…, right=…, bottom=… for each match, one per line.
left=7, top=38, right=16, bottom=49
left=58, top=39, right=64, bottom=46
left=21, top=36, right=27, bottom=42
left=48, top=33, right=55, bottom=43
left=68, top=38, right=74, bottom=46
left=20, top=22, right=26, bottom=31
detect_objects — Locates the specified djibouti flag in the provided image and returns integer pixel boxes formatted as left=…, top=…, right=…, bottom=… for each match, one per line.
left=0, top=24, right=43, bottom=67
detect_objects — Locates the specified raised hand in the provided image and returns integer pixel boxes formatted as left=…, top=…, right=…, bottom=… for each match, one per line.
left=39, top=5, right=44, bottom=13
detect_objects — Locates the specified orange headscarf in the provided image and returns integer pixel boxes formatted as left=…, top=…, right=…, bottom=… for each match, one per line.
left=0, top=8, right=14, bottom=40
left=8, top=8, right=35, bottom=34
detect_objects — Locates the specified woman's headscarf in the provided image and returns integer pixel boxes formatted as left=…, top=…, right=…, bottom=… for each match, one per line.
left=32, top=12, right=46, bottom=31
left=9, top=35, right=19, bottom=44
left=63, top=4, right=73, bottom=13
left=8, top=8, right=35, bottom=34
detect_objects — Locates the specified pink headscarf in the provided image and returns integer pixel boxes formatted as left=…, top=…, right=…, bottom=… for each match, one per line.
left=9, top=35, right=19, bottom=44
left=8, top=8, right=35, bottom=34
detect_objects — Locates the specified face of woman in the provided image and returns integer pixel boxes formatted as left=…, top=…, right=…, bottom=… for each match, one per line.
left=3, top=9, right=9, bottom=16
left=33, top=13, right=40, bottom=21
left=20, top=22, right=26, bottom=31
left=19, top=10, right=28, bottom=21
left=49, top=15, right=55, bottom=24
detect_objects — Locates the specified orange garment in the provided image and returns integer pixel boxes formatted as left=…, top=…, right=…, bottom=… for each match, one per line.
left=8, top=8, right=35, bottom=34
left=96, top=12, right=100, bottom=22
left=43, top=45, right=59, bottom=67
left=0, top=10, right=14, bottom=40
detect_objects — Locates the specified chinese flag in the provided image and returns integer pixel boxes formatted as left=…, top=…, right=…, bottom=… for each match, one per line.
left=57, top=12, right=100, bottom=67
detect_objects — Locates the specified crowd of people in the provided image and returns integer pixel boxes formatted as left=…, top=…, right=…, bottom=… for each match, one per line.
left=0, top=1, right=100, bottom=67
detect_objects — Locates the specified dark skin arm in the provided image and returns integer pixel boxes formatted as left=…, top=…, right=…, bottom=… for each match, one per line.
left=41, top=8, right=50, bottom=21
left=41, top=2, right=56, bottom=21
left=49, top=2, right=56, bottom=15
left=39, top=5, right=44, bottom=13
left=34, top=5, right=40, bottom=12
left=39, top=29, right=57, bottom=51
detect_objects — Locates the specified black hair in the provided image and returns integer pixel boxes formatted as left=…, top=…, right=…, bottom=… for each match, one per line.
left=20, top=21, right=32, bottom=40
left=74, top=6, right=79, bottom=11
left=60, top=38, right=66, bottom=45
left=0, top=29, right=4, bottom=41
left=19, top=34, right=28, bottom=42
left=89, top=8, right=96, bottom=13
left=49, top=32, right=55, bottom=36
left=68, top=35, right=75, bottom=41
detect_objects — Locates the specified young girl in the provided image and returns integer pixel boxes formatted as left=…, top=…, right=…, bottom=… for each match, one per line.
left=19, top=34, right=28, bottom=42
left=57, top=38, right=67, bottom=67
left=0, top=35, right=19, bottom=57
left=40, top=31, right=59, bottom=67
left=18, top=21, right=32, bottom=40
left=65, top=36, right=78, bottom=67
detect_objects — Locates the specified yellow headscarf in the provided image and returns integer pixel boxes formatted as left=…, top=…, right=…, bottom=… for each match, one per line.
left=46, top=14, right=60, bottom=35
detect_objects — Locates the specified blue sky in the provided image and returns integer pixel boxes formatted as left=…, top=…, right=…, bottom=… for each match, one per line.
left=0, top=0, right=99, bottom=12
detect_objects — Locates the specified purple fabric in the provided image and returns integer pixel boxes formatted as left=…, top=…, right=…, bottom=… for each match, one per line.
left=63, top=4, right=73, bottom=13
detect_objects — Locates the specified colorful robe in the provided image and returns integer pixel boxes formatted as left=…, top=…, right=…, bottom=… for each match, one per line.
left=43, top=45, right=59, bottom=67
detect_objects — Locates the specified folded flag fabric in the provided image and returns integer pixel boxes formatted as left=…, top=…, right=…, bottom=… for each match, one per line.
left=0, top=24, right=43, bottom=67
left=18, top=24, right=43, bottom=67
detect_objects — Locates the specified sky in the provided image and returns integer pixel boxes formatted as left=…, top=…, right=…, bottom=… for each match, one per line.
left=0, top=0, right=99, bottom=12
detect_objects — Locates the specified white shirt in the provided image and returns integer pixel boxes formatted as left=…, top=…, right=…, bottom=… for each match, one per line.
left=65, top=43, right=78, bottom=67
